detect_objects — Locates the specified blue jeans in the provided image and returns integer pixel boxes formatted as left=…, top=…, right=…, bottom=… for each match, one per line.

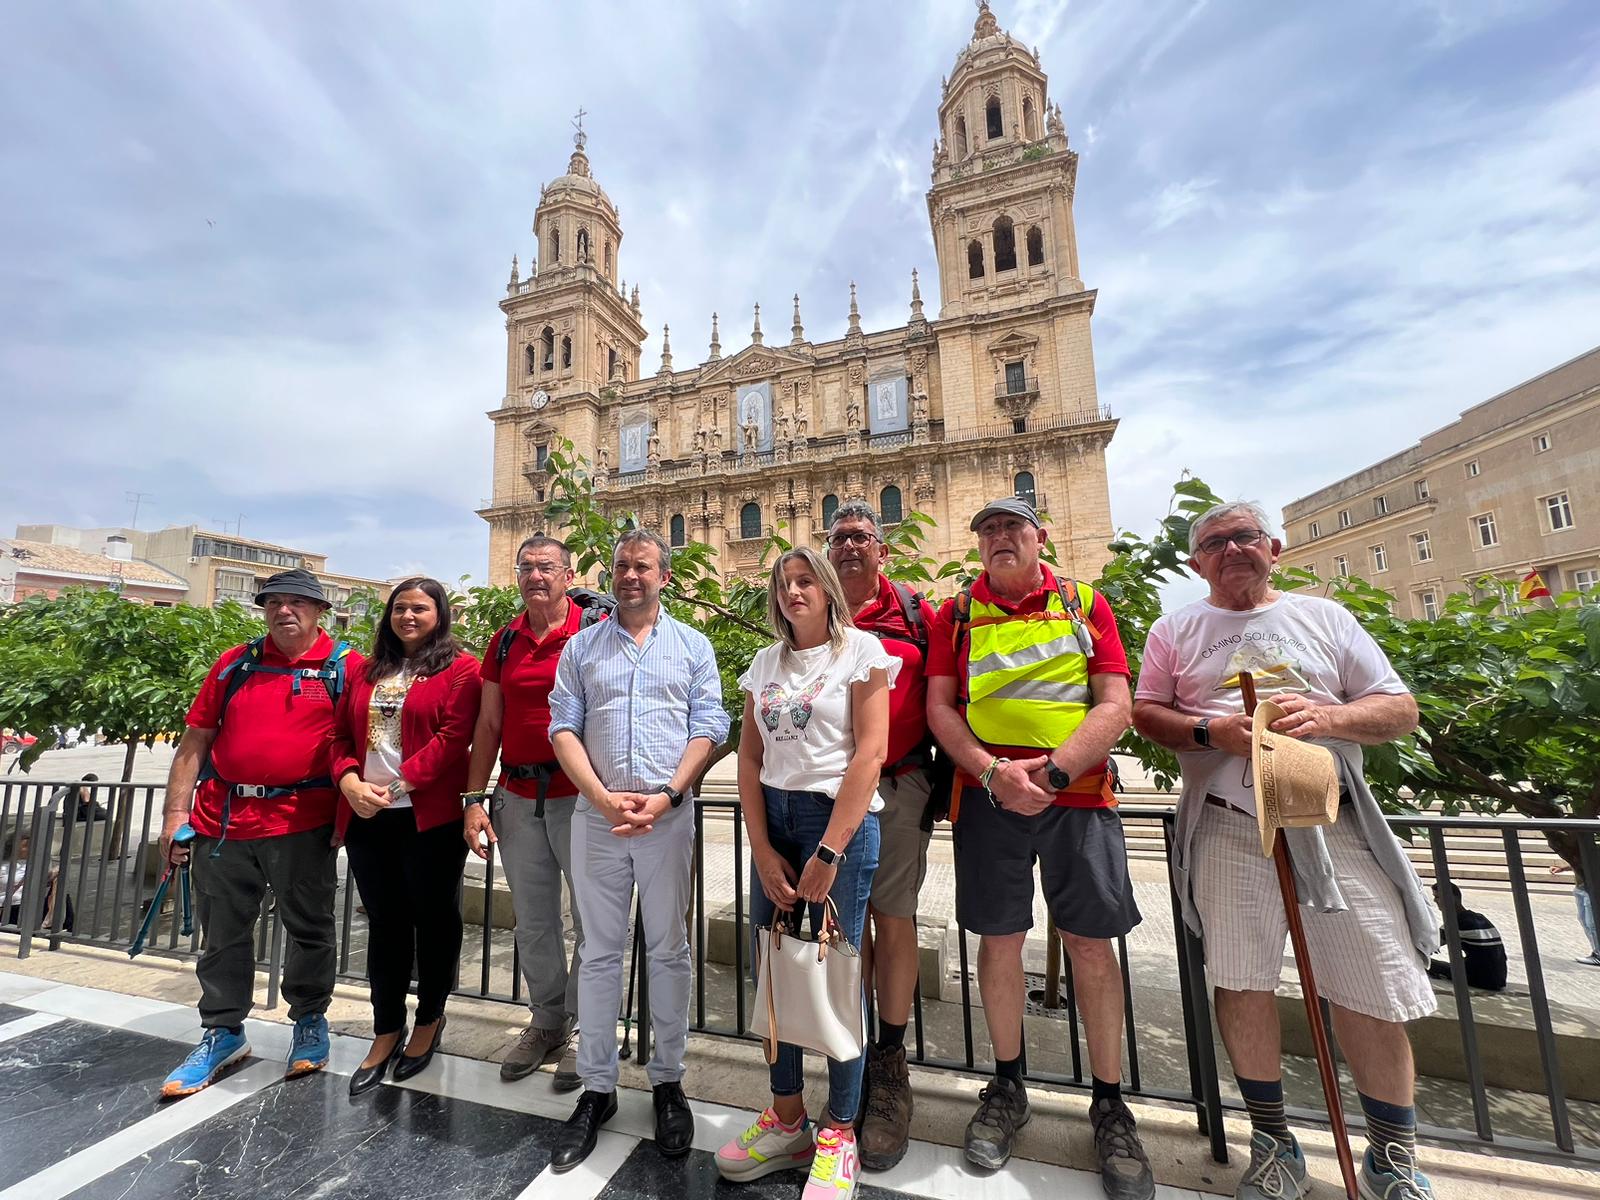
left=749, top=786, right=880, bottom=1124
left=1576, top=886, right=1600, bottom=957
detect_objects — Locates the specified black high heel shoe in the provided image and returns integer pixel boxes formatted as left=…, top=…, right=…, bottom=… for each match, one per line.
left=393, top=1015, right=446, bottom=1082
left=349, top=1026, right=407, bottom=1097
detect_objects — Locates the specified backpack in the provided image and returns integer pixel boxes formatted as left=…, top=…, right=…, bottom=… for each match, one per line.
left=213, top=637, right=352, bottom=730
left=494, top=588, right=615, bottom=668
left=865, top=581, right=929, bottom=657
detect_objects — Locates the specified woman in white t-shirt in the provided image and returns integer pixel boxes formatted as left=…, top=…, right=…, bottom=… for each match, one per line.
left=716, top=547, right=897, bottom=1200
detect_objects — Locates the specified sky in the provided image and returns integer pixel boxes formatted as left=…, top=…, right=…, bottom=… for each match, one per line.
left=2, top=0, right=1597, bottom=590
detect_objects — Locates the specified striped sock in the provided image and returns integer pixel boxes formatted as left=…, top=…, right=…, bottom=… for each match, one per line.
left=1237, top=1076, right=1292, bottom=1147
left=1359, top=1092, right=1418, bottom=1170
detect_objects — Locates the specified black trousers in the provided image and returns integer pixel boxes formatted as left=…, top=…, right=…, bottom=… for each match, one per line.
left=343, top=807, right=468, bottom=1034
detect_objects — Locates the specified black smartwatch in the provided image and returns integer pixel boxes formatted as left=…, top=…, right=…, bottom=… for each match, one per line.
left=814, top=843, right=846, bottom=866
left=1193, top=718, right=1212, bottom=748
left=660, top=784, right=685, bottom=809
left=1044, top=761, right=1073, bottom=790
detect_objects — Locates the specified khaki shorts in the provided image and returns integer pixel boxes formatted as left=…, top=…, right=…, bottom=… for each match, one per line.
left=1191, top=801, right=1437, bottom=1022
left=869, top=770, right=934, bottom=920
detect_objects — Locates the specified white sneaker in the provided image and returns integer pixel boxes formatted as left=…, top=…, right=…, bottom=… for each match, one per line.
left=803, top=1125, right=861, bottom=1200
left=715, top=1107, right=815, bottom=1182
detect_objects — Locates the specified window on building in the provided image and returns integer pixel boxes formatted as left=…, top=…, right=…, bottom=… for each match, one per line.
left=540, top=327, right=555, bottom=371
left=1466, top=459, right=1480, bottom=477
left=1370, top=544, right=1388, bottom=573
left=1302, top=563, right=1316, bottom=575
left=670, top=514, right=685, bottom=547
left=1533, top=431, right=1551, bottom=453
left=985, top=95, right=1003, bottom=139
left=1338, top=509, right=1351, bottom=529
left=607, top=347, right=618, bottom=379
left=1412, top=530, right=1432, bottom=562
left=1308, top=520, right=1320, bottom=539
left=993, top=216, right=1017, bottom=271
left=1574, top=568, right=1600, bottom=594
left=968, top=240, right=984, bottom=279
left=551, top=226, right=561, bottom=263
left=1012, top=417, right=1026, bottom=435
left=1545, top=492, right=1574, bottom=531
left=1026, top=225, right=1044, bottom=266
left=1473, top=512, right=1498, bottom=548
left=1375, top=495, right=1389, bottom=516
left=821, top=493, right=838, bottom=527
left=1419, top=591, right=1440, bottom=621
left=535, top=443, right=549, bottom=470
left=1022, top=96, right=1038, bottom=140
left=1415, top=478, right=1430, bottom=501
left=1004, top=360, right=1027, bottom=394
left=740, top=502, right=762, bottom=540
left=604, top=241, right=613, bottom=277
left=879, top=485, right=903, bottom=525
left=953, top=114, right=968, bottom=159
left=560, top=336, right=572, bottom=369
left=1014, top=471, right=1036, bottom=508
left=576, top=227, right=589, bottom=263
left=1333, top=555, right=1349, bottom=577
left=524, top=344, right=536, bottom=376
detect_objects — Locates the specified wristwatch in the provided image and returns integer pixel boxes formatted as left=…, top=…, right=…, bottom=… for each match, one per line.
left=660, top=784, right=685, bottom=809
left=814, top=842, right=846, bottom=866
left=1193, top=718, right=1212, bottom=748
left=1044, top=761, right=1073, bottom=790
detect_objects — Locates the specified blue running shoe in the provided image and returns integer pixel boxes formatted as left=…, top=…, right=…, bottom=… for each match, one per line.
left=287, top=1014, right=331, bottom=1077
left=1360, top=1144, right=1436, bottom=1200
left=162, top=1027, right=250, bottom=1098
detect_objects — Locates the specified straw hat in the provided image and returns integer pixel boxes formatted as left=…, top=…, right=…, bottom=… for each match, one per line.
left=1251, top=699, right=1341, bottom=857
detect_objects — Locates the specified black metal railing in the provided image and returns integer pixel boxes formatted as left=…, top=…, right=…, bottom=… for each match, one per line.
left=4, top=777, right=1598, bottom=1166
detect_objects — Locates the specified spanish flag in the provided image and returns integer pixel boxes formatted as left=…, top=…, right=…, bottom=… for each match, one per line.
left=1519, top=570, right=1551, bottom=601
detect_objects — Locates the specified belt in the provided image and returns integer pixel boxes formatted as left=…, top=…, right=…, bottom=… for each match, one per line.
left=1204, top=790, right=1351, bottom=811
left=501, top=761, right=558, bottom=818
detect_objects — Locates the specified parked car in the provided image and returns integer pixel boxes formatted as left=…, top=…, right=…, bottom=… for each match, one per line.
left=1, top=732, right=39, bottom=756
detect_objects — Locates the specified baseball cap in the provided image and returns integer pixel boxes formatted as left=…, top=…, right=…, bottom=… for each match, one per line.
left=969, top=496, right=1042, bottom=532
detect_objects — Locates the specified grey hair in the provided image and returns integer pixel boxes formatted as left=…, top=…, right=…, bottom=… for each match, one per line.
left=1189, top=501, right=1277, bottom=555
left=612, top=528, right=672, bottom=575
left=515, top=534, right=572, bottom=565
left=827, top=500, right=882, bottom=539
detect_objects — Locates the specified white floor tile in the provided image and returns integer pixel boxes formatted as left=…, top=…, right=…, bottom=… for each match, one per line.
left=0, top=1011, right=64, bottom=1046
left=512, top=1130, right=637, bottom=1200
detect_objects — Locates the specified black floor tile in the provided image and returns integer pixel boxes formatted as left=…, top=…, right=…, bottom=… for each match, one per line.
left=0, top=1002, right=32, bottom=1025
left=0, top=1017, right=185, bottom=1189
left=70, top=1070, right=564, bottom=1199
left=595, top=1144, right=918, bottom=1200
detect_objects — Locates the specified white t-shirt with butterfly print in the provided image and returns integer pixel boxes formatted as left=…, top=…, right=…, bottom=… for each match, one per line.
left=738, top=626, right=901, bottom=807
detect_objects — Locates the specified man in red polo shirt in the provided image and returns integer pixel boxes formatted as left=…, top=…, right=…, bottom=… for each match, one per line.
left=465, top=534, right=590, bottom=1090
left=927, top=498, right=1152, bottom=1200
left=825, top=499, right=939, bottom=1171
left=158, top=568, right=360, bottom=1098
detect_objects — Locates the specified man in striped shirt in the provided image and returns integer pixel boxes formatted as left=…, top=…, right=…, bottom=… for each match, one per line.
left=546, top=529, right=730, bottom=1172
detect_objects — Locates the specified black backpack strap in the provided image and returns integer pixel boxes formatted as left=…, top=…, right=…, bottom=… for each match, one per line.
left=890, top=582, right=928, bottom=653
left=494, top=624, right=516, bottom=669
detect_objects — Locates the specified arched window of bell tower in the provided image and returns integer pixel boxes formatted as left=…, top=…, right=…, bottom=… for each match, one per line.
left=560, top=335, right=572, bottom=369
left=967, top=240, right=985, bottom=280
left=985, top=95, right=1003, bottom=140
left=1022, top=96, right=1038, bottom=141
left=577, top=228, right=590, bottom=263
left=993, top=216, right=1017, bottom=272
left=551, top=226, right=561, bottom=263
left=524, top=344, right=536, bottom=376
left=604, top=241, right=613, bottom=277
left=953, top=113, right=969, bottom=159
left=540, top=327, right=555, bottom=371
left=1026, top=225, right=1044, bottom=267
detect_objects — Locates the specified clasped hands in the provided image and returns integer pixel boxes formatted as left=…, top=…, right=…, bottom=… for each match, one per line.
left=1208, top=693, right=1343, bottom=757
left=596, top=790, right=671, bottom=838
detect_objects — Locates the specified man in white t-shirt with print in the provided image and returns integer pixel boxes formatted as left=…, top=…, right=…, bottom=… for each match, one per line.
left=1133, top=501, right=1437, bottom=1200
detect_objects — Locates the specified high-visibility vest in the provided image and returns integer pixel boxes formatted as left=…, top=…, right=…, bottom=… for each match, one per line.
left=964, top=579, right=1097, bottom=748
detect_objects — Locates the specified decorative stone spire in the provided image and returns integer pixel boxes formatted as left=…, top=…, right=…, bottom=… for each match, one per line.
left=567, top=106, right=591, bottom=177
left=1047, top=100, right=1065, bottom=137
left=846, top=282, right=862, bottom=336
left=909, top=269, right=924, bottom=318
left=790, top=294, right=805, bottom=346
left=507, top=254, right=520, bottom=292
left=659, top=324, right=672, bottom=374
left=973, top=0, right=999, bottom=40
left=630, top=284, right=640, bottom=316
left=708, top=312, right=721, bottom=361
left=751, top=303, right=764, bottom=346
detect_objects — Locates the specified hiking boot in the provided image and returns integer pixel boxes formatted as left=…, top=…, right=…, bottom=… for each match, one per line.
left=1237, top=1130, right=1309, bottom=1200
left=161, top=1027, right=250, bottom=1098
left=802, top=1124, right=861, bottom=1200
left=963, top=1076, right=1030, bottom=1170
left=553, top=1039, right=581, bottom=1092
left=1091, top=1096, right=1154, bottom=1200
left=500, top=1020, right=568, bottom=1081
left=716, top=1107, right=816, bottom=1182
left=286, top=1014, right=330, bottom=1076
left=1360, top=1144, right=1436, bottom=1200
left=859, top=1042, right=913, bottom=1170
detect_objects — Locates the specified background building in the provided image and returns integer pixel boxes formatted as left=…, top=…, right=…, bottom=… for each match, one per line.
left=12, top=524, right=391, bottom=622
left=0, top=534, right=187, bottom=605
left=479, top=1, right=1117, bottom=583
left=1282, top=345, right=1600, bottom=617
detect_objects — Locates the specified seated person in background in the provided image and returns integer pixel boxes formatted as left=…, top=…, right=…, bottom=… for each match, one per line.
left=2, top=829, right=69, bottom=931
left=1426, top=881, right=1507, bottom=991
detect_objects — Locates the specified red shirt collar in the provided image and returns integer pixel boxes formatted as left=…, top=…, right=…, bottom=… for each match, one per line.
left=260, top=630, right=334, bottom=665
left=971, top=565, right=1060, bottom=612
left=510, top=598, right=581, bottom=643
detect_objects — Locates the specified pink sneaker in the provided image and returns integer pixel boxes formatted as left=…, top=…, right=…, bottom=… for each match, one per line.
left=802, top=1125, right=861, bottom=1200
left=715, top=1107, right=815, bottom=1182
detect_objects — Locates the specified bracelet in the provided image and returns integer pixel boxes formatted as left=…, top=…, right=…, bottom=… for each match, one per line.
left=978, top=756, right=1008, bottom=791
left=461, top=789, right=490, bottom=806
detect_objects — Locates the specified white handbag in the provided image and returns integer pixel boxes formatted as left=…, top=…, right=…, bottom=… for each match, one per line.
left=752, top=897, right=866, bottom=1064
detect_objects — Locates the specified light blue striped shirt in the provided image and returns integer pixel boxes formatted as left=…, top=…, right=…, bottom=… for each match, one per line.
left=548, top=607, right=730, bottom=793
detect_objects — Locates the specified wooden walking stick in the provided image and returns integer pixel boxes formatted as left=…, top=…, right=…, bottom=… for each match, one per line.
left=1238, top=670, right=1359, bottom=1200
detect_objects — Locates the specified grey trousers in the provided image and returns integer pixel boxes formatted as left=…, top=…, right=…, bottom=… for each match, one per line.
left=571, top=798, right=694, bottom=1092
left=191, top=825, right=338, bottom=1029
left=492, top=787, right=583, bottom=1031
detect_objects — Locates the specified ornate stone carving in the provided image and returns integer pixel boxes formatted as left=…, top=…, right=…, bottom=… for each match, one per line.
left=914, top=463, right=936, bottom=502
left=846, top=395, right=862, bottom=428
left=738, top=356, right=776, bottom=377
left=848, top=363, right=864, bottom=385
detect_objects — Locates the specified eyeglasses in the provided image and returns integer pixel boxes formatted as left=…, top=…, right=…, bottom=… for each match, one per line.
left=827, top=531, right=879, bottom=548
left=515, top=561, right=564, bottom=577
left=1197, top=529, right=1269, bottom=555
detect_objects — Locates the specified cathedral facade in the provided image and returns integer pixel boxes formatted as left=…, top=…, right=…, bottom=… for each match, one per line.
left=479, top=3, right=1117, bottom=586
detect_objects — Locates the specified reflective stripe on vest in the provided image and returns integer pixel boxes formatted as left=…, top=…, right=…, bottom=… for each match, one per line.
left=965, top=581, right=1096, bottom=748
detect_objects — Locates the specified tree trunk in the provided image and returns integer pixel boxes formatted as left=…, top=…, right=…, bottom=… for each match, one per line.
left=108, top=736, right=140, bottom=862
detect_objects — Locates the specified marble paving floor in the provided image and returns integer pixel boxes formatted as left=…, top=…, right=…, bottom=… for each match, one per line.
left=0, top=968, right=1205, bottom=1200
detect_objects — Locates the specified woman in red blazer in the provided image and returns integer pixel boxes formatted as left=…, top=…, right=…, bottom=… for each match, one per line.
left=332, top=576, right=482, bottom=1096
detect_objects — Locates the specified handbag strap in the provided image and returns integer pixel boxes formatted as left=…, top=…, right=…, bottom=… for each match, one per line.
left=762, top=928, right=779, bottom=1065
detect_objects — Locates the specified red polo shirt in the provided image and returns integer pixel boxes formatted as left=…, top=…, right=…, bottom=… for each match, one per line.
left=928, top=567, right=1128, bottom=808
left=480, top=601, right=585, bottom=801
left=185, top=631, right=361, bottom=839
left=852, top=575, right=938, bottom=771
